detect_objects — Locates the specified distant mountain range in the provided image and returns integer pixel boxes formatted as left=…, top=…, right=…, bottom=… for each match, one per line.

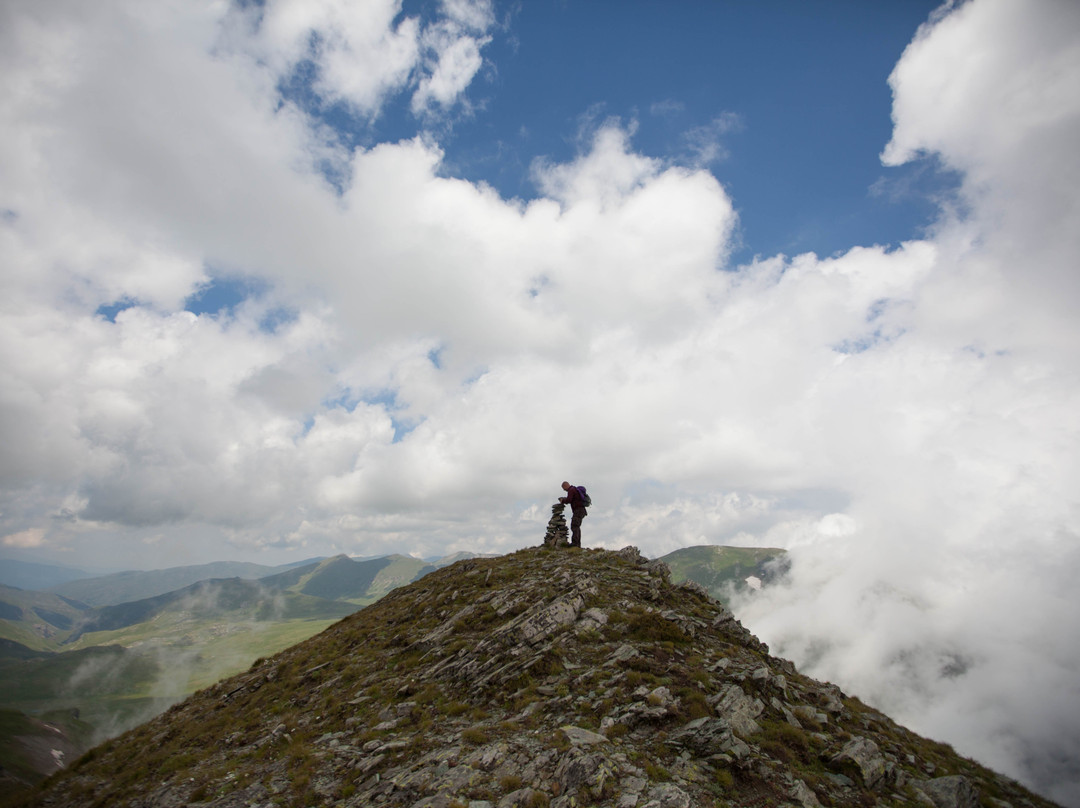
left=44, top=560, right=294, bottom=607
left=0, top=559, right=112, bottom=592
left=0, top=553, right=469, bottom=654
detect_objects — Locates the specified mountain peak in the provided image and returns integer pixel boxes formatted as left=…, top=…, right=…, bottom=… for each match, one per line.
left=319, top=554, right=357, bottom=566
left=23, top=547, right=1059, bottom=808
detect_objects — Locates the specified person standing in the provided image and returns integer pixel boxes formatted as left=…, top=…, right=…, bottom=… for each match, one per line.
left=559, top=481, right=588, bottom=547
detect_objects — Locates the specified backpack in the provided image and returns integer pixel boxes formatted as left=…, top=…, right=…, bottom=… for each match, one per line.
left=577, top=486, right=592, bottom=508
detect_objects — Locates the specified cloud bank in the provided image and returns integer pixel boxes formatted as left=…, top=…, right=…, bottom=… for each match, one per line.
left=1, top=0, right=1078, bottom=802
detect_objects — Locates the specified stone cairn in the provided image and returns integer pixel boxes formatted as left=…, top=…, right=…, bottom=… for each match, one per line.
left=543, top=502, right=570, bottom=548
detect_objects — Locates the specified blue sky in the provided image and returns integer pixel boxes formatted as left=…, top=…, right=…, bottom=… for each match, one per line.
left=189, top=0, right=955, bottom=317
left=280, top=1, right=952, bottom=266
left=419, top=0, right=950, bottom=260
left=2, top=0, right=1080, bottom=803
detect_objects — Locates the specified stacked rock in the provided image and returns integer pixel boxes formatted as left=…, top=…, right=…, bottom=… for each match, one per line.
left=543, top=502, right=570, bottom=548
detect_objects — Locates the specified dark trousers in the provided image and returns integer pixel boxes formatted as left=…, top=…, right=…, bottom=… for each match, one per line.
left=570, top=511, right=585, bottom=546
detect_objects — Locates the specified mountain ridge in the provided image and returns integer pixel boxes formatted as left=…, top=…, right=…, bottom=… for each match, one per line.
left=44, top=561, right=308, bottom=608
left=0, top=561, right=109, bottom=593
left=13, top=546, right=1060, bottom=808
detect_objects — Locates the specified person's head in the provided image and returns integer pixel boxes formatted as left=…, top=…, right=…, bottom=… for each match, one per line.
left=561, top=481, right=570, bottom=491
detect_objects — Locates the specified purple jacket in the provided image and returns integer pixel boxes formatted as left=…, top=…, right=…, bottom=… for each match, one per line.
left=563, top=485, right=587, bottom=514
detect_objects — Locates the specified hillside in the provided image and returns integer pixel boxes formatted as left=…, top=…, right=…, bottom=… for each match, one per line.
left=659, top=545, right=788, bottom=604
left=0, top=709, right=91, bottom=794
left=64, top=577, right=356, bottom=646
left=12, top=547, right=1059, bottom=808
left=0, top=587, right=86, bottom=652
left=265, top=554, right=396, bottom=603
left=0, top=644, right=164, bottom=732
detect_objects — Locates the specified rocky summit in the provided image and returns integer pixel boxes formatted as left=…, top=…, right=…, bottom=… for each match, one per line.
left=13, top=547, right=1060, bottom=808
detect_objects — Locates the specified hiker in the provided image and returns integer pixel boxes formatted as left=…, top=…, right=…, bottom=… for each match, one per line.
left=558, top=481, right=589, bottom=547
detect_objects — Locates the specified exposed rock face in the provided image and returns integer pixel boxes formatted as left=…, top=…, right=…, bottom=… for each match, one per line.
left=23, top=547, right=1062, bottom=808
left=914, top=774, right=981, bottom=808
left=833, top=736, right=887, bottom=789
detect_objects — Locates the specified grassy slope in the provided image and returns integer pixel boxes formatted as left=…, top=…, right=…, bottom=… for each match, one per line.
left=0, top=580, right=360, bottom=765
left=0, top=708, right=94, bottom=790
left=659, top=544, right=787, bottom=603
left=0, top=617, right=347, bottom=782
left=0, top=587, right=87, bottom=653
left=288, top=555, right=392, bottom=602
left=363, top=554, right=431, bottom=602
left=0, top=645, right=164, bottom=737
left=66, top=578, right=355, bottom=643
left=179, top=617, right=343, bottom=692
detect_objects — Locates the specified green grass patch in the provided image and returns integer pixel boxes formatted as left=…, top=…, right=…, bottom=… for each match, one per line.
left=461, top=727, right=490, bottom=745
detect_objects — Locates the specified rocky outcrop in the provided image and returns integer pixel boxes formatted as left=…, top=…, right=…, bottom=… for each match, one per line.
left=833, top=735, right=889, bottom=789
left=914, top=775, right=981, bottom=808
left=24, top=547, right=1062, bottom=808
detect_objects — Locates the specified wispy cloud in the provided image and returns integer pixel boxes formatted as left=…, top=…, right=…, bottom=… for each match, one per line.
left=682, top=112, right=744, bottom=166
left=3, top=528, right=46, bottom=548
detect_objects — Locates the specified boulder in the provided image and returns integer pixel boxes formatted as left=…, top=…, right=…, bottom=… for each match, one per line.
left=913, top=775, right=980, bottom=808
left=576, top=607, right=608, bottom=632
left=677, top=579, right=710, bottom=599
left=666, top=716, right=750, bottom=760
left=640, top=783, right=692, bottom=808
left=606, top=644, right=640, bottom=666
left=790, top=778, right=824, bottom=808
left=713, top=684, right=764, bottom=738
left=560, top=725, right=609, bottom=746
left=830, top=736, right=886, bottom=789
left=554, top=748, right=617, bottom=801
left=644, top=560, right=672, bottom=582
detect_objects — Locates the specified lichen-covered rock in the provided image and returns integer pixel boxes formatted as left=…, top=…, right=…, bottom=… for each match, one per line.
left=914, top=774, right=980, bottom=808
left=677, top=578, right=709, bottom=599
left=644, top=559, right=671, bottom=582
left=500, top=592, right=583, bottom=647
left=831, top=736, right=886, bottom=789
left=560, top=725, right=608, bottom=746
left=554, top=747, right=617, bottom=800
left=791, top=778, right=824, bottom=808
left=640, top=782, right=692, bottom=808
left=576, top=607, right=608, bottom=632
left=666, top=716, right=749, bottom=761
left=712, top=683, right=764, bottom=738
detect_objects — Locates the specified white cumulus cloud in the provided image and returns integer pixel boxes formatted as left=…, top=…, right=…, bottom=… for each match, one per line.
left=1, top=0, right=1079, bottom=803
